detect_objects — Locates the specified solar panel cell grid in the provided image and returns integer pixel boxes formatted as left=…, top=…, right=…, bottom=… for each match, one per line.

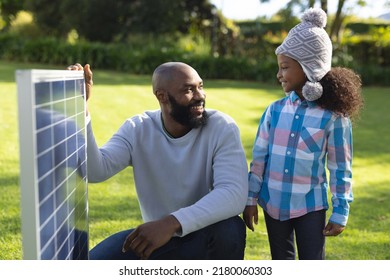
left=17, top=70, right=89, bottom=260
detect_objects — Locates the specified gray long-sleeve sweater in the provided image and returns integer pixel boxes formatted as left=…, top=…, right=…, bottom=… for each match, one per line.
left=86, top=109, right=248, bottom=236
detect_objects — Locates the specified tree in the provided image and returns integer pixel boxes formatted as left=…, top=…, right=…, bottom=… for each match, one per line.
left=69, top=0, right=127, bottom=42
left=329, top=0, right=345, bottom=41
left=328, top=0, right=373, bottom=42
left=24, top=0, right=220, bottom=42
left=122, top=0, right=217, bottom=36
left=258, top=0, right=378, bottom=43
left=0, top=0, right=25, bottom=32
left=320, top=0, right=328, bottom=13
left=25, top=0, right=74, bottom=38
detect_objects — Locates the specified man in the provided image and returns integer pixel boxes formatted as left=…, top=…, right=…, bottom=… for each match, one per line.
left=68, top=62, right=248, bottom=260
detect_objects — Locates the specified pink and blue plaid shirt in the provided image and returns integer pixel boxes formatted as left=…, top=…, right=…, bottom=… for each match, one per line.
left=247, top=92, right=353, bottom=226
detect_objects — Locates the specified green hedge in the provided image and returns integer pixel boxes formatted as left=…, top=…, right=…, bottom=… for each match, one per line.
left=0, top=33, right=274, bottom=82
left=1, top=33, right=389, bottom=85
left=345, top=22, right=390, bottom=35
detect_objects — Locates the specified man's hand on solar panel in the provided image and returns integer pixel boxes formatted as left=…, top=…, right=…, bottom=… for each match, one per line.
left=67, top=63, right=93, bottom=101
left=67, top=63, right=93, bottom=116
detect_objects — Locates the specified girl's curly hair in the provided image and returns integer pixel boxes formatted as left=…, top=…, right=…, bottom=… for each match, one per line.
left=316, top=67, right=364, bottom=122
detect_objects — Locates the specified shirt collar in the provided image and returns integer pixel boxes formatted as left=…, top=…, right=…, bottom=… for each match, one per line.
left=289, top=91, right=317, bottom=108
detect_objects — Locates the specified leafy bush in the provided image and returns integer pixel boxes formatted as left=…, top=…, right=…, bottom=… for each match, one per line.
left=0, top=32, right=388, bottom=85
left=345, top=22, right=390, bottom=35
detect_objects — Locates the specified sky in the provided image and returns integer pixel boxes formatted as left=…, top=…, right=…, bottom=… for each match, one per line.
left=210, top=0, right=390, bottom=20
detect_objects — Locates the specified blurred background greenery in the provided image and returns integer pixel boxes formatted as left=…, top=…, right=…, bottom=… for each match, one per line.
left=0, top=0, right=389, bottom=85
left=1, top=0, right=390, bottom=260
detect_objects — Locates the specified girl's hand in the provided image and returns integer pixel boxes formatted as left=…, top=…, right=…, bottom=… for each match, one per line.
left=243, top=205, right=258, bottom=231
left=323, top=222, right=345, bottom=236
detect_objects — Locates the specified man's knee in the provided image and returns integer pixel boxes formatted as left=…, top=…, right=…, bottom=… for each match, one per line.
left=212, top=216, right=246, bottom=237
left=207, top=216, right=246, bottom=259
left=151, top=216, right=246, bottom=260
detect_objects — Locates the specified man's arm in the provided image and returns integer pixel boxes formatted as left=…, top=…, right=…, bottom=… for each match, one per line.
left=68, top=63, right=132, bottom=182
left=171, top=118, right=248, bottom=236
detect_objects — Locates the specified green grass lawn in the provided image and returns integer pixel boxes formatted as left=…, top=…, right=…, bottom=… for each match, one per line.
left=1, top=60, right=389, bottom=260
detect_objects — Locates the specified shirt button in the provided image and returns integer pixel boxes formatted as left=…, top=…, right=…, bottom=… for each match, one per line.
left=295, top=115, right=299, bottom=119
left=287, top=151, right=291, bottom=155
left=291, top=133, right=295, bottom=137
left=284, top=169, right=289, bottom=173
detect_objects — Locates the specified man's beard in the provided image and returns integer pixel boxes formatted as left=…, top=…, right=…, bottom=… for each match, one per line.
left=167, top=93, right=208, bottom=128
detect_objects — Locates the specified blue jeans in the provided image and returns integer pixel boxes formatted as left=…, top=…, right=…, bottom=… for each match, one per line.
left=264, top=209, right=326, bottom=260
left=89, top=215, right=246, bottom=260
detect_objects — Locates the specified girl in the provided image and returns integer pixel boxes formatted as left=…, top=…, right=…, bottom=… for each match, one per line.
left=243, top=8, right=364, bottom=260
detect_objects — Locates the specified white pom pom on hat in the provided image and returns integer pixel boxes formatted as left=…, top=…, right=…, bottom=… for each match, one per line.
left=275, top=7, right=332, bottom=101
left=301, top=7, right=327, bottom=28
left=302, top=81, right=323, bottom=101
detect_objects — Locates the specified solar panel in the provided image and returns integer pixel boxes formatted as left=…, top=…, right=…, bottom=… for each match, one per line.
left=16, top=70, right=89, bottom=260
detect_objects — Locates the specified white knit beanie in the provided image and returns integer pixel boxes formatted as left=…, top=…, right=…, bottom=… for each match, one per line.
left=275, top=8, right=332, bottom=101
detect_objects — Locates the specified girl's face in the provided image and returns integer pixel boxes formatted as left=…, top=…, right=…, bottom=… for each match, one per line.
left=276, top=54, right=307, bottom=96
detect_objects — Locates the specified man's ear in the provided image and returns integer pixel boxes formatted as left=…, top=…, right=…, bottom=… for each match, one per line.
left=155, top=89, right=168, bottom=103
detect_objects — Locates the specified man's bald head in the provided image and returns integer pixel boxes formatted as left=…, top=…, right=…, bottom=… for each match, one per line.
left=152, top=62, right=198, bottom=94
